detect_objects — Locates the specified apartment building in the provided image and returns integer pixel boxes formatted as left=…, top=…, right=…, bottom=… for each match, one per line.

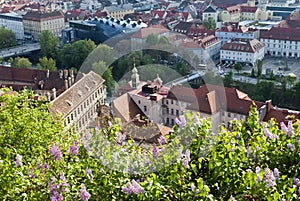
left=0, top=12, right=24, bottom=40
left=220, top=38, right=265, bottom=65
left=103, top=4, right=134, bottom=19
left=23, top=11, right=65, bottom=40
left=49, top=71, right=106, bottom=133
left=215, top=23, right=260, bottom=45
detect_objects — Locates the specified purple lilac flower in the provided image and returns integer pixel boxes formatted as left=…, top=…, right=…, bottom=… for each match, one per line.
left=287, top=143, right=296, bottom=151
left=175, top=115, right=186, bottom=128
left=50, top=190, right=63, bottom=201
left=193, top=113, right=199, bottom=124
left=264, top=126, right=278, bottom=139
left=298, top=188, right=300, bottom=194
left=152, top=145, right=160, bottom=158
left=190, top=183, right=196, bottom=191
left=158, top=135, right=167, bottom=145
left=274, top=168, right=280, bottom=179
left=230, top=195, right=237, bottom=201
left=122, top=179, right=144, bottom=194
left=255, top=166, right=261, bottom=174
left=264, top=168, right=276, bottom=188
left=80, top=184, right=91, bottom=201
left=116, top=132, right=126, bottom=144
left=84, top=131, right=92, bottom=142
left=280, top=121, right=294, bottom=137
left=185, top=149, right=191, bottom=161
left=86, top=168, right=94, bottom=180
left=49, top=144, right=62, bottom=161
left=69, top=141, right=79, bottom=156
left=182, top=158, right=189, bottom=169
left=246, top=146, right=252, bottom=155
left=15, top=154, right=23, bottom=167
left=60, top=172, right=69, bottom=189
left=293, top=178, right=300, bottom=186
left=108, top=121, right=113, bottom=128
left=296, top=138, right=300, bottom=145
left=195, top=189, right=200, bottom=194
left=178, top=149, right=183, bottom=158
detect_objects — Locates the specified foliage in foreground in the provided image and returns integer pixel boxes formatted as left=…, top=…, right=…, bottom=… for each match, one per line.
left=0, top=88, right=300, bottom=200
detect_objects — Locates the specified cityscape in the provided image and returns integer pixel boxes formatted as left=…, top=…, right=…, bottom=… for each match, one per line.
left=0, top=0, right=300, bottom=200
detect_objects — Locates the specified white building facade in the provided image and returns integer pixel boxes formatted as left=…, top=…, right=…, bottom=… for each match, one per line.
left=0, top=12, right=24, bottom=40
left=220, top=38, right=265, bottom=65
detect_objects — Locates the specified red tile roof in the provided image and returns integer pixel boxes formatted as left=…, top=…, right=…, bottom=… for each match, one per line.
left=240, top=6, right=257, bottom=13
left=131, top=24, right=169, bottom=39
left=260, top=27, right=300, bottom=41
left=23, top=11, right=64, bottom=21
left=220, top=38, right=264, bottom=53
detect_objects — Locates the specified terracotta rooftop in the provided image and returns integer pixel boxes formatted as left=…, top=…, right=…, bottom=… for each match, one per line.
left=240, top=6, right=257, bottom=13
left=131, top=24, right=169, bottom=39
left=260, top=27, right=300, bottom=41
left=220, top=38, right=264, bottom=53
left=23, top=10, right=64, bottom=21
left=0, top=65, right=67, bottom=94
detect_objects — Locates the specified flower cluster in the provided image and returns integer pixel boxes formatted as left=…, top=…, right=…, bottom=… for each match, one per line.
left=49, top=144, right=62, bottom=161
left=69, top=141, right=79, bottom=156
left=190, top=183, right=200, bottom=194
left=85, top=168, right=94, bottom=180
left=280, top=121, right=294, bottom=137
left=49, top=173, right=70, bottom=201
left=287, top=143, right=296, bottom=151
left=15, top=154, right=23, bottom=167
left=175, top=115, right=187, bottom=128
left=264, top=126, right=278, bottom=139
left=157, top=135, right=167, bottom=145
left=255, top=166, right=278, bottom=188
left=80, top=184, right=91, bottom=201
left=122, top=179, right=145, bottom=194
left=178, top=149, right=191, bottom=169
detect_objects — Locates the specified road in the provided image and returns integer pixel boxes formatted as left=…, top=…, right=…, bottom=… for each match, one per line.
left=0, top=43, right=40, bottom=58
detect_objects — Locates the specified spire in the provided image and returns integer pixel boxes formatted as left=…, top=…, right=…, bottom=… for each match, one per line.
left=131, top=60, right=139, bottom=88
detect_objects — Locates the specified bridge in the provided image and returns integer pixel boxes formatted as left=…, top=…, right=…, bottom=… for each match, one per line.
left=0, top=43, right=41, bottom=58
left=165, top=70, right=206, bottom=87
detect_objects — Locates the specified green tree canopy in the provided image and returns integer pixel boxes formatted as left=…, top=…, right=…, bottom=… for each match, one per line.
left=92, top=61, right=115, bottom=94
left=202, top=17, right=216, bottom=30
left=58, top=39, right=96, bottom=69
left=9, top=57, right=32, bottom=68
left=146, top=33, right=159, bottom=46
left=0, top=27, right=16, bottom=50
left=39, top=30, right=59, bottom=59
left=37, top=57, right=57, bottom=71
left=234, top=62, right=242, bottom=74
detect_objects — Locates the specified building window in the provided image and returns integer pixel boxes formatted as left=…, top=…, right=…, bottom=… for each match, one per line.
left=176, top=110, right=179, bottom=116
left=166, top=108, right=169, bottom=114
left=171, top=119, right=174, bottom=125
left=138, top=100, right=141, bottom=104
left=171, top=100, right=174, bottom=104
left=166, top=118, right=169, bottom=124
left=171, top=109, right=174, bottom=115
left=222, top=112, right=225, bottom=116
left=228, top=112, right=231, bottom=118
left=144, top=106, right=147, bottom=112
left=166, top=100, right=169, bottom=104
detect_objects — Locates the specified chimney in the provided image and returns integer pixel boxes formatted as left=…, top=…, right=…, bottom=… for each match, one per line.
left=59, top=70, right=63, bottom=79
left=69, top=69, right=74, bottom=78
left=68, top=77, right=72, bottom=87
left=71, top=74, right=75, bottom=84
left=46, top=69, right=50, bottom=78
left=266, top=100, right=272, bottom=112
left=47, top=92, right=51, bottom=101
left=52, top=88, right=57, bottom=99
left=64, top=69, right=68, bottom=79
left=65, top=79, right=68, bottom=89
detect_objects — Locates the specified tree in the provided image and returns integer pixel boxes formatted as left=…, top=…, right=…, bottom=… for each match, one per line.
left=0, top=27, right=16, bottom=50
left=39, top=30, right=59, bottom=59
left=37, top=57, right=57, bottom=71
left=175, top=61, right=188, bottom=76
left=250, top=68, right=256, bottom=78
left=92, top=61, right=115, bottom=94
left=257, top=60, right=263, bottom=78
left=10, top=57, right=32, bottom=68
left=146, top=33, right=158, bottom=46
left=234, top=62, right=242, bottom=75
left=58, top=39, right=96, bottom=69
left=202, top=17, right=216, bottom=30
left=223, top=70, right=233, bottom=87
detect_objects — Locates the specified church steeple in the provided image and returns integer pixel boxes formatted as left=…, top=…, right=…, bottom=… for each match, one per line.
left=131, top=62, right=140, bottom=89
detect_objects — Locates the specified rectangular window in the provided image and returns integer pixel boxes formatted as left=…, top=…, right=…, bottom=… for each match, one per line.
left=176, top=110, right=179, bottom=116
left=171, top=119, right=174, bottom=125
left=166, top=118, right=169, bottom=124
left=171, top=100, right=174, bottom=104
left=171, top=109, right=174, bottom=115
left=228, top=112, right=231, bottom=118
left=144, top=106, right=147, bottom=112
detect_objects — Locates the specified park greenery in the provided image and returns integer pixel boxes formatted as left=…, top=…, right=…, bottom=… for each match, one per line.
left=0, top=27, right=16, bottom=50
left=1, top=88, right=300, bottom=200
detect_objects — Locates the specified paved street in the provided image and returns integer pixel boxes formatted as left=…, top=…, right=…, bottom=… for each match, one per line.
left=0, top=43, right=40, bottom=58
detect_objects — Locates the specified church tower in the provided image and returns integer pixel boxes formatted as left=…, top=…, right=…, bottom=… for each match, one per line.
left=131, top=63, right=140, bottom=89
